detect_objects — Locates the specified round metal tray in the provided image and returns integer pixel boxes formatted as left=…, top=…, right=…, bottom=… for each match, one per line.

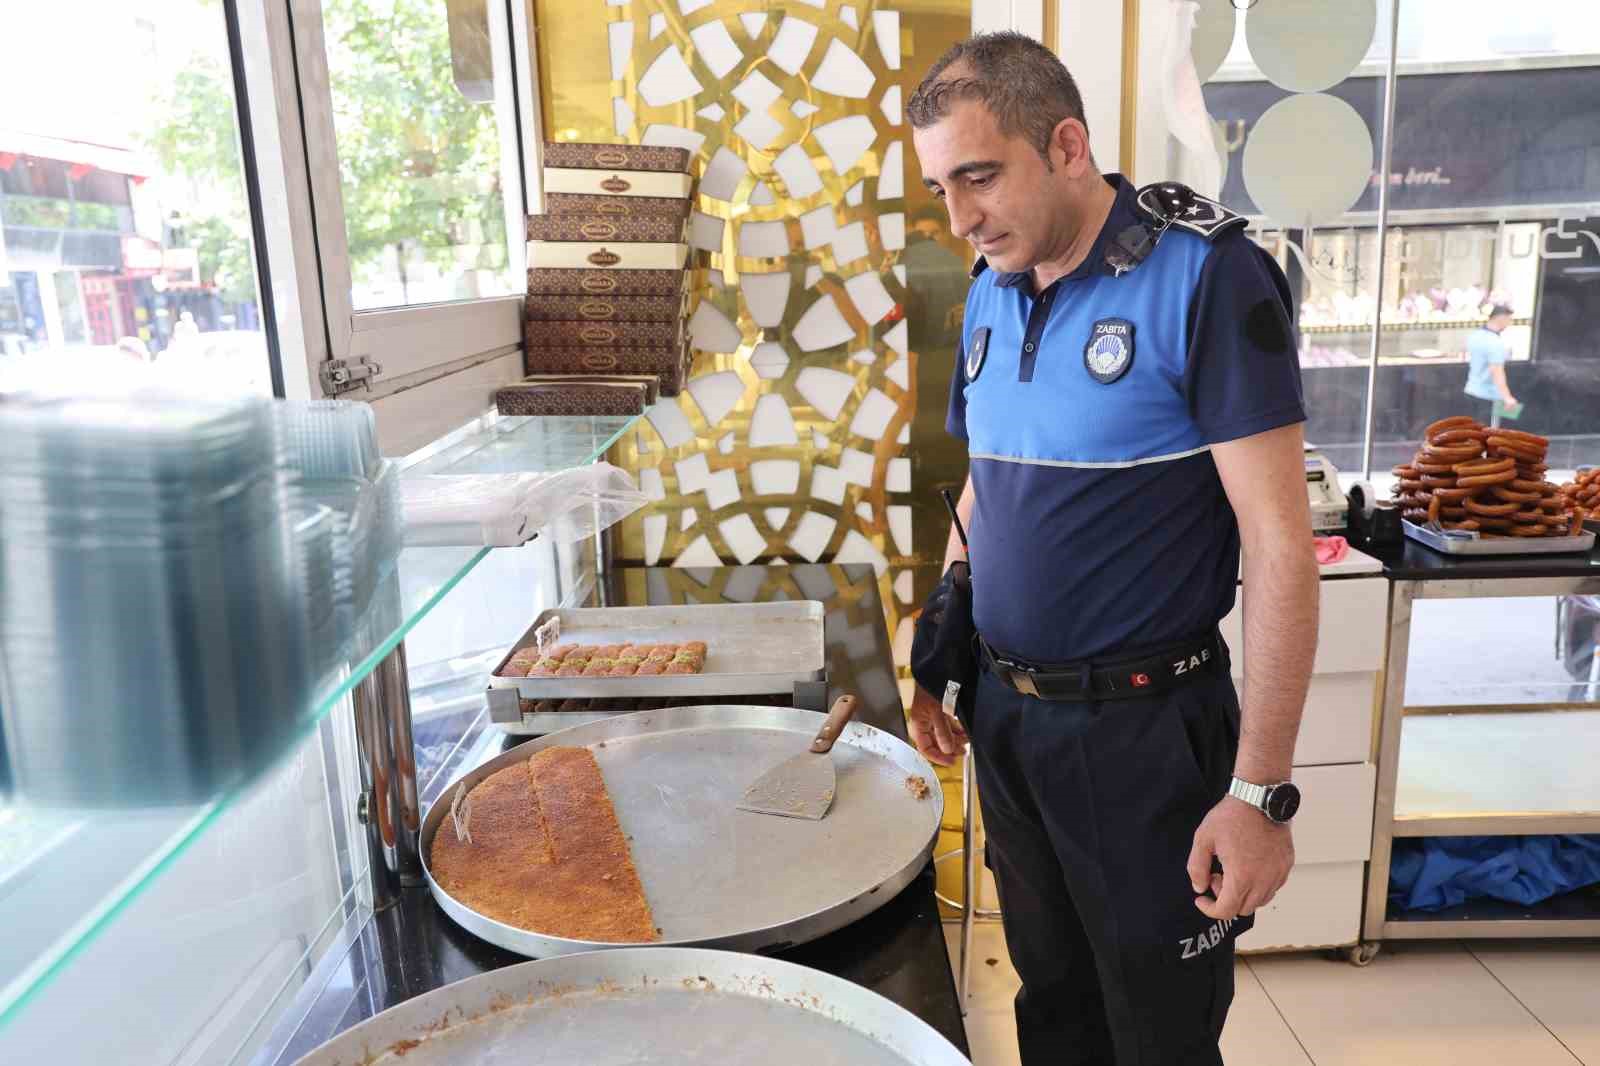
left=421, top=704, right=943, bottom=957
left=291, top=947, right=970, bottom=1065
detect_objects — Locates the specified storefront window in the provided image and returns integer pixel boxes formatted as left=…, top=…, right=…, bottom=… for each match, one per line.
left=1370, top=37, right=1600, bottom=474
left=0, top=1, right=270, bottom=393
left=1203, top=0, right=1600, bottom=478
left=1197, top=2, right=1389, bottom=478
left=320, top=0, right=519, bottom=310
left=1191, top=0, right=1600, bottom=724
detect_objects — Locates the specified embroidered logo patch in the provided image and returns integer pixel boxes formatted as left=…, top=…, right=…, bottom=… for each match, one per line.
left=1084, top=318, right=1135, bottom=384
left=966, top=326, right=991, bottom=382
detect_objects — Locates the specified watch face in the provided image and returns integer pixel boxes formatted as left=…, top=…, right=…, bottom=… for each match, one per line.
left=1266, top=783, right=1301, bottom=823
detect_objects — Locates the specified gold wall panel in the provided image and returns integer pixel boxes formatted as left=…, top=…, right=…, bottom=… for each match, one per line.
left=535, top=0, right=972, bottom=630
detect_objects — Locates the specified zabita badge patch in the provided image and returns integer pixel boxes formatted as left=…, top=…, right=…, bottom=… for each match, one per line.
left=966, top=326, right=991, bottom=382
left=1084, top=318, right=1135, bottom=384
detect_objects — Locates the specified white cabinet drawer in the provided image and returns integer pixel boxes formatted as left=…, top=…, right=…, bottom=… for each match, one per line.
left=1313, top=578, right=1388, bottom=674
left=1291, top=762, right=1376, bottom=864
left=1226, top=575, right=1387, bottom=682
left=1236, top=860, right=1365, bottom=953
left=1296, top=671, right=1378, bottom=766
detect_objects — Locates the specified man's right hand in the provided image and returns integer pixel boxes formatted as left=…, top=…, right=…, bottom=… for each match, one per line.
left=907, top=685, right=969, bottom=766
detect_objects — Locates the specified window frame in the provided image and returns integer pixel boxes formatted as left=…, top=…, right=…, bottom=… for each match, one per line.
left=240, top=0, right=546, bottom=446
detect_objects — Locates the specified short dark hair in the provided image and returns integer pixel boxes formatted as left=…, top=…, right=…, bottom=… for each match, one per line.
left=906, top=32, right=1090, bottom=165
left=1488, top=304, right=1514, bottom=319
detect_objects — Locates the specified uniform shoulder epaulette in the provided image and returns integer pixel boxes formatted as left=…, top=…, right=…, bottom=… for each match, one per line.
left=1134, top=182, right=1247, bottom=242
left=969, top=255, right=990, bottom=279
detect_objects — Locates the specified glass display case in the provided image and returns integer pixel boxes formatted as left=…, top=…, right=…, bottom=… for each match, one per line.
left=0, top=410, right=640, bottom=1064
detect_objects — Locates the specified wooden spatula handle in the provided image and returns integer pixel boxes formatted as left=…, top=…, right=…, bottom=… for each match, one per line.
left=810, top=695, right=859, bottom=753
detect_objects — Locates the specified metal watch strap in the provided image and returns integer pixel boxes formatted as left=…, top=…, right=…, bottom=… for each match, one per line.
left=1229, top=777, right=1270, bottom=812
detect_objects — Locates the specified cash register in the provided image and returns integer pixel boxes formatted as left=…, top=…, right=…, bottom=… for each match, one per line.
left=1304, top=446, right=1349, bottom=532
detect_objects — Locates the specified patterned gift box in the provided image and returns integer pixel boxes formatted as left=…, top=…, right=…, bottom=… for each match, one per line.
left=494, top=380, right=652, bottom=417
left=542, top=167, right=694, bottom=200
left=525, top=212, right=688, bottom=245
left=516, top=373, right=660, bottom=406
left=523, top=336, right=690, bottom=397
left=541, top=141, right=691, bottom=173
left=524, top=317, right=683, bottom=350
left=523, top=290, right=688, bottom=323
left=544, top=192, right=692, bottom=221
left=525, top=267, right=689, bottom=297
left=526, top=240, right=687, bottom=271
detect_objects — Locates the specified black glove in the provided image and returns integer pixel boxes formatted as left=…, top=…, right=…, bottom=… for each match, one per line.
left=909, top=561, right=978, bottom=722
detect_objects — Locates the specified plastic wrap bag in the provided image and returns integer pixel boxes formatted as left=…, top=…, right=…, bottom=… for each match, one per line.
left=400, top=462, right=648, bottom=547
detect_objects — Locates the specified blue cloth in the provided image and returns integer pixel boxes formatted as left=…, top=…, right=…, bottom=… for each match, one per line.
left=1465, top=326, right=1509, bottom=401
left=1389, top=836, right=1600, bottom=913
left=947, top=175, right=1305, bottom=663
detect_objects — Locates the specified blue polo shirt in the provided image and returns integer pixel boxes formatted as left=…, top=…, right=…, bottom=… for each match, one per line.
left=948, top=175, right=1305, bottom=664
left=1464, top=327, right=1508, bottom=401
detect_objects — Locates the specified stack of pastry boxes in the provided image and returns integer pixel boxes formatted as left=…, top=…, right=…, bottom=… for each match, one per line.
left=508, top=142, right=698, bottom=414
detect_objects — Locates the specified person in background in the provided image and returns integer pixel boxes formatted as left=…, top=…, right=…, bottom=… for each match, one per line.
left=1464, top=304, right=1519, bottom=427
left=172, top=310, right=201, bottom=346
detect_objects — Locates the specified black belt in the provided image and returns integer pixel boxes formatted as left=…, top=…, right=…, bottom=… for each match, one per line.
left=980, top=631, right=1227, bottom=702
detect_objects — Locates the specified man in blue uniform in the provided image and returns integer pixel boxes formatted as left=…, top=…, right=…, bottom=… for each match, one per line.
left=905, top=33, right=1319, bottom=1066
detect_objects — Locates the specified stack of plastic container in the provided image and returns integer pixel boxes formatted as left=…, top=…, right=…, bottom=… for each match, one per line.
left=0, top=388, right=411, bottom=807
left=272, top=400, right=404, bottom=654
left=0, top=390, right=317, bottom=806
left=292, top=505, right=340, bottom=676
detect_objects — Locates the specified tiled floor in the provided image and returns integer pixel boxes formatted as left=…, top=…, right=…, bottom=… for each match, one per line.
left=945, top=924, right=1600, bottom=1065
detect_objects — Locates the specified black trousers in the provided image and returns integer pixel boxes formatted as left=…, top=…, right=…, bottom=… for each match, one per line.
left=961, top=655, right=1250, bottom=1066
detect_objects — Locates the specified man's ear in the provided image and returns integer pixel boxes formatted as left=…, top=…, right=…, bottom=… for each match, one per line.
left=1051, top=117, right=1092, bottom=175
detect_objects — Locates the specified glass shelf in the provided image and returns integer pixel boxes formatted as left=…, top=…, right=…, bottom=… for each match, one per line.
left=1394, top=709, right=1600, bottom=837
left=0, top=411, right=640, bottom=1031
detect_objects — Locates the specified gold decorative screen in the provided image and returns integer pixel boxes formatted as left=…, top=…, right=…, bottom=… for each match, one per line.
left=534, top=0, right=975, bottom=907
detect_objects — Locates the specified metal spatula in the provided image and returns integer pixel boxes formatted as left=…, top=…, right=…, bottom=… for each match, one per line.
left=737, top=695, right=860, bottom=821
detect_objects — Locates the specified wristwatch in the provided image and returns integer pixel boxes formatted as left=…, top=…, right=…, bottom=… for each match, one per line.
left=1229, top=777, right=1301, bottom=824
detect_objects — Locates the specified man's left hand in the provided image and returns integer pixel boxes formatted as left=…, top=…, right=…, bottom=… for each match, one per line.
left=1187, top=796, right=1294, bottom=920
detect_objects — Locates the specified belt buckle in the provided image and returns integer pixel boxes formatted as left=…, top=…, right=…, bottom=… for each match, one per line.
left=1010, top=668, right=1041, bottom=698
left=995, top=656, right=1042, bottom=698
